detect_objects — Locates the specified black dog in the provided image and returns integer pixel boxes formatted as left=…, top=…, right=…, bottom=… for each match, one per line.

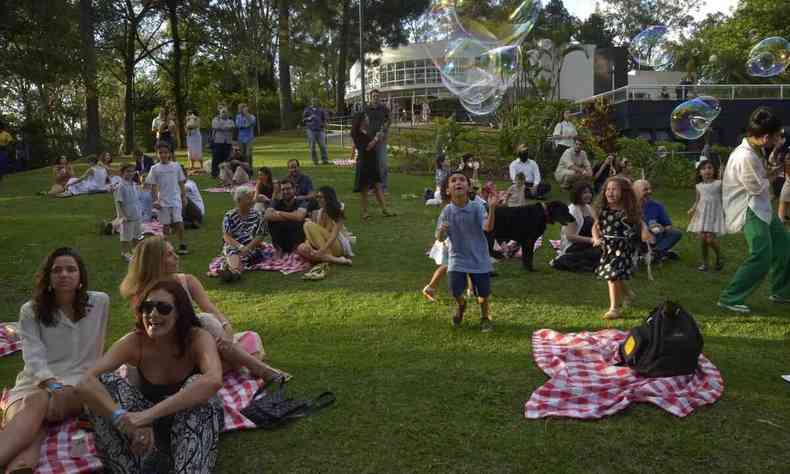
left=490, top=201, right=575, bottom=271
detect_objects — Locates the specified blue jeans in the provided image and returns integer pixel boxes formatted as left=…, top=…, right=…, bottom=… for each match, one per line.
left=306, top=129, right=328, bottom=164
left=375, top=141, right=388, bottom=190
left=654, top=228, right=682, bottom=253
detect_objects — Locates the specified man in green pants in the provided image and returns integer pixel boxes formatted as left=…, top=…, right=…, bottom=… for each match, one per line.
left=718, top=107, right=790, bottom=313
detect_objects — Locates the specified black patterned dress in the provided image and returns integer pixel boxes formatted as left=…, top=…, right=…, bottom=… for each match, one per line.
left=595, top=208, right=638, bottom=281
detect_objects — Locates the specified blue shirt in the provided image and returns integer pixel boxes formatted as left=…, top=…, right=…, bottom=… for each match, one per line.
left=290, top=173, right=314, bottom=199
left=436, top=200, right=492, bottom=274
left=643, top=199, right=671, bottom=227
left=235, top=113, right=256, bottom=144
left=114, top=180, right=142, bottom=222
left=302, top=107, right=326, bottom=131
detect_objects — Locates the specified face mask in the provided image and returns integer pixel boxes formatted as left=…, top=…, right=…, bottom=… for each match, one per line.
left=519, top=152, right=529, bottom=162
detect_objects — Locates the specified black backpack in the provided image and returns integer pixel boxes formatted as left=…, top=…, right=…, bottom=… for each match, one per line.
left=618, top=301, right=703, bottom=378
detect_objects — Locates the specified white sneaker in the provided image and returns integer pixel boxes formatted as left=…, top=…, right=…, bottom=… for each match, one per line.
left=717, top=301, right=751, bottom=313
left=782, top=375, right=790, bottom=383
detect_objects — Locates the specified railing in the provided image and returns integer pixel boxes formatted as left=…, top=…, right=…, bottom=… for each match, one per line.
left=575, top=83, right=789, bottom=111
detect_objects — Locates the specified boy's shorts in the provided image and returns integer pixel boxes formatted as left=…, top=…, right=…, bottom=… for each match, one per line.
left=119, top=220, right=142, bottom=242
left=159, top=204, right=183, bottom=225
left=448, top=271, right=491, bottom=298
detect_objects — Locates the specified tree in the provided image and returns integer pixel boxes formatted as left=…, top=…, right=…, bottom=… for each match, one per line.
left=277, top=0, right=295, bottom=129
left=578, top=13, right=614, bottom=48
left=601, top=0, right=704, bottom=45
left=80, top=0, right=101, bottom=155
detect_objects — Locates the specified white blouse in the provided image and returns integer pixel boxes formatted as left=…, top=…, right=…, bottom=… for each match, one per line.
left=8, top=291, right=109, bottom=405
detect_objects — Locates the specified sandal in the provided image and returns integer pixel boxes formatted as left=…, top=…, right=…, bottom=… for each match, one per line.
left=381, top=209, right=397, bottom=217
left=422, top=285, right=436, bottom=302
left=302, top=263, right=328, bottom=281
left=603, top=308, right=622, bottom=320
left=697, top=264, right=708, bottom=272
left=361, top=213, right=370, bottom=221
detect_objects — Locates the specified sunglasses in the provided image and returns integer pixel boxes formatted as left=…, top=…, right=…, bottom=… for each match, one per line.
left=139, top=300, right=174, bottom=316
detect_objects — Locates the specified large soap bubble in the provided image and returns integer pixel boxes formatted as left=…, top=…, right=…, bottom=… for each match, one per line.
left=629, top=26, right=673, bottom=70
left=746, top=36, right=790, bottom=77
left=671, top=96, right=721, bottom=140
left=416, top=0, right=537, bottom=116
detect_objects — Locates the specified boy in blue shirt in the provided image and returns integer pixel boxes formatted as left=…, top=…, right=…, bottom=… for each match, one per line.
left=436, top=172, right=497, bottom=331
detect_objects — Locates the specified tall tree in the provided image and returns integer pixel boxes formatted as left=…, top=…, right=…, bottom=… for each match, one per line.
left=601, top=0, right=704, bottom=45
left=80, top=0, right=101, bottom=155
left=277, top=0, right=294, bottom=129
left=578, top=12, right=614, bottom=47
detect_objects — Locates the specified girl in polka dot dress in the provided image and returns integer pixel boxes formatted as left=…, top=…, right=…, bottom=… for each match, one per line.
left=592, top=177, right=655, bottom=320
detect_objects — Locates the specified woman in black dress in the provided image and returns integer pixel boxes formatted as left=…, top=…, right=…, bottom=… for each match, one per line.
left=351, top=112, right=393, bottom=220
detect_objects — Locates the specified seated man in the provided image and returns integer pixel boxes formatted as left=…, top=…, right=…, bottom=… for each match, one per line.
left=633, top=179, right=682, bottom=260
left=285, top=158, right=316, bottom=205
left=554, top=139, right=592, bottom=190
left=264, top=180, right=308, bottom=254
left=509, top=144, right=550, bottom=199
left=219, top=144, right=252, bottom=186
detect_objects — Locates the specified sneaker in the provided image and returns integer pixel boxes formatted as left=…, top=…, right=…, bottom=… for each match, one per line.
left=717, top=301, right=751, bottom=313
left=452, top=304, right=466, bottom=328
left=665, top=250, right=680, bottom=260
left=480, top=318, right=494, bottom=332
left=697, top=264, right=708, bottom=272
left=714, top=261, right=724, bottom=272
left=177, top=244, right=189, bottom=255
left=769, top=295, right=790, bottom=304
left=782, top=375, right=790, bottom=383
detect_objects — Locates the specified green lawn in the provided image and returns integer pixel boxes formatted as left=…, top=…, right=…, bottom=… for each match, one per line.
left=1, top=131, right=789, bottom=473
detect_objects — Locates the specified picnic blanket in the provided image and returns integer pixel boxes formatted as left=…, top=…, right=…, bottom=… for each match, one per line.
left=493, top=237, right=544, bottom=259
left=204, top=181, right=256, bottom=193
left=0, top=323, right=21, bottom=358
left=330, top=159, right=357, bottom=167
left=3, top=370, right=263, bottom=474
left=207, top=243, right=311, bottom=276
left=525, top=329, right=724, bottom=419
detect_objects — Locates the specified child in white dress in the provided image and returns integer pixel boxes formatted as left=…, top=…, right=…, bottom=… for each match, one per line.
left=687, top=158, right=725, bottom=271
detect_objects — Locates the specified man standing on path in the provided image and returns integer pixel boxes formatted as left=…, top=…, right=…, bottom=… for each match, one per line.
left=211, top=105, right=235, bottom=179
left=235, top=103, right=257, bottom=167
left=552, top=110, right=577, bottom=157
left=302, top=98, right=330, bottom=165
left=365, top=89, right=391, bottom=191
left=718, top=107, right=790, bottom=314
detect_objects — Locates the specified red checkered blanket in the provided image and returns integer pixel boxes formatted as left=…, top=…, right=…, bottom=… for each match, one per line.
left=330, top=159, right=357, bottom=167
left=493, top=237, right=544, bottom=259
left=525, top=329, right=724, bottom=419
left=207, top=243, right=311, bottom=276
left=0, top=323, right=21, bottom=358
left=0, top=371, right=262, bottom=474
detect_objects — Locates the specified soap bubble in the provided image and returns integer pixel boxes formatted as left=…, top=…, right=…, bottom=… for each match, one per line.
left=746, top=36, right=790, bottom=77
left=629, top=26, right=673, bottom=70
left=455, top=0, right=540, bottom=45
left=671, top=96, right=721, bottom=140
left=460, top=90, right=504, bottom=116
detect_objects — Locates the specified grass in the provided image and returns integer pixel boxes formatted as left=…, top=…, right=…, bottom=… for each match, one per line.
left=1, top=131, right=789, bottom=473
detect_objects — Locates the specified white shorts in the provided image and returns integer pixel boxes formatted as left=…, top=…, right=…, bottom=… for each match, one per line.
left=119, top=220, right=142, bottom=242
left=158, top=205, right=183, bottom=225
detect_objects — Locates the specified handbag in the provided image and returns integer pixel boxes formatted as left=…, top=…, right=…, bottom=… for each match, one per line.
left=240, top=381, right=335, bottom=430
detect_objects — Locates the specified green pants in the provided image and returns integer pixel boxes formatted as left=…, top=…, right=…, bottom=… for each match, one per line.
left=720, top=209, right=790, bottom=305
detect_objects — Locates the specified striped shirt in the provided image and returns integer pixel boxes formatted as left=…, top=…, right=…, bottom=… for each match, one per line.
left=222, top=208, right=266, bottom=246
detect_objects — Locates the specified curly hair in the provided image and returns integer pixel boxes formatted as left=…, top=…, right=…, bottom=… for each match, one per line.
left=33, top=247, right=90, bottom=327
left=595, top=176, right=641, bottom=226
left=569, top=181, right=593, bottom=206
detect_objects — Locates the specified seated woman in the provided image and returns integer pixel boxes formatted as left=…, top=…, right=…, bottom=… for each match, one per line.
left=297, top=186, right=353, bottom=266
left=0, top=248, right=109, bottom=473
left=219, top=148, right=252, bottom=187
left=76, top=280, right=223, bottom=473
left=253, top=166, right=276, bottom=213
left=120, top=235, right=285, bottom=382
left=46, top=156, right=75, bottom=195
left=59, top=155, right=110, bottom=197
left=552, top=182, right=601, bottom=272
left=425, top=153, right=450, bottom=206
left=218, top=186, right=268, bottom=281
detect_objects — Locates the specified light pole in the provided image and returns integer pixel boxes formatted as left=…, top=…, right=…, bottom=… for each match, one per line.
left=359, top=0, right=366, bottom=110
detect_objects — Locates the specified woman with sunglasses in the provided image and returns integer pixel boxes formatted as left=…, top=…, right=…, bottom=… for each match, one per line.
left=297, top=186, right=353, bottom=266
left=77, top=279, right=223, bottom=473
left=1, top=248, right=109, bottom=473
left=120, top=236, right=287, bottom=382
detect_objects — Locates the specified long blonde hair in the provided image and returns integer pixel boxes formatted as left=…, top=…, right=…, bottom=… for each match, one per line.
left=119, top=236, right=170, bottom=300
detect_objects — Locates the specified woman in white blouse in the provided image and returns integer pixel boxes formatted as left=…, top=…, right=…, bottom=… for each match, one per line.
left=0, top=247, right=109, bottom=472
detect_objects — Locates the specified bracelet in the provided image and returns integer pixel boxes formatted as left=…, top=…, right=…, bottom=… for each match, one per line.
left=221, top=321, right=231, bottom=328
left=46, top=382, right=64, bottom=392
left=111, top=408, right=127, bottom=426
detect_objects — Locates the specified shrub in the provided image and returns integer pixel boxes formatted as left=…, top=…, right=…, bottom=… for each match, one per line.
left=616, top=137, right=694, bottom=187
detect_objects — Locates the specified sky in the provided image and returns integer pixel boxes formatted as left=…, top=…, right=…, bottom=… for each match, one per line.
left=562, top=0, right=740, bottom=21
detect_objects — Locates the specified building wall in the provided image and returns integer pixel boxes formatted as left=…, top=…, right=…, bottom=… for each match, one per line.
left=559, top=45, right=596, bottom=101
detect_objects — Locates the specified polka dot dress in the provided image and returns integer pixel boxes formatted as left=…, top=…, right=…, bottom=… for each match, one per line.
left=596, top=208, right=638, bottom=281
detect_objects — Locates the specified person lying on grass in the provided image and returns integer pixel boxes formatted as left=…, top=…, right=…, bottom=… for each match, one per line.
left=296, top=186, right=353, bottom=266
left=0, top=248, right=109, bottom=473
left=77, top=279, right=223, bottom=473
left=120, top=235, right=287, bottom=383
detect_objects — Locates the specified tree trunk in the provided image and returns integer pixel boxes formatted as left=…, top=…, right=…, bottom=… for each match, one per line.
left=277, top=0, right=293, bottom=130
left=335, top=0, right=351, bottom=115
left=123, top=24, right=136, bottom=154
left=166, top=0, right=184, bottom=149
left=79, top=0, right=100, bottom=155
